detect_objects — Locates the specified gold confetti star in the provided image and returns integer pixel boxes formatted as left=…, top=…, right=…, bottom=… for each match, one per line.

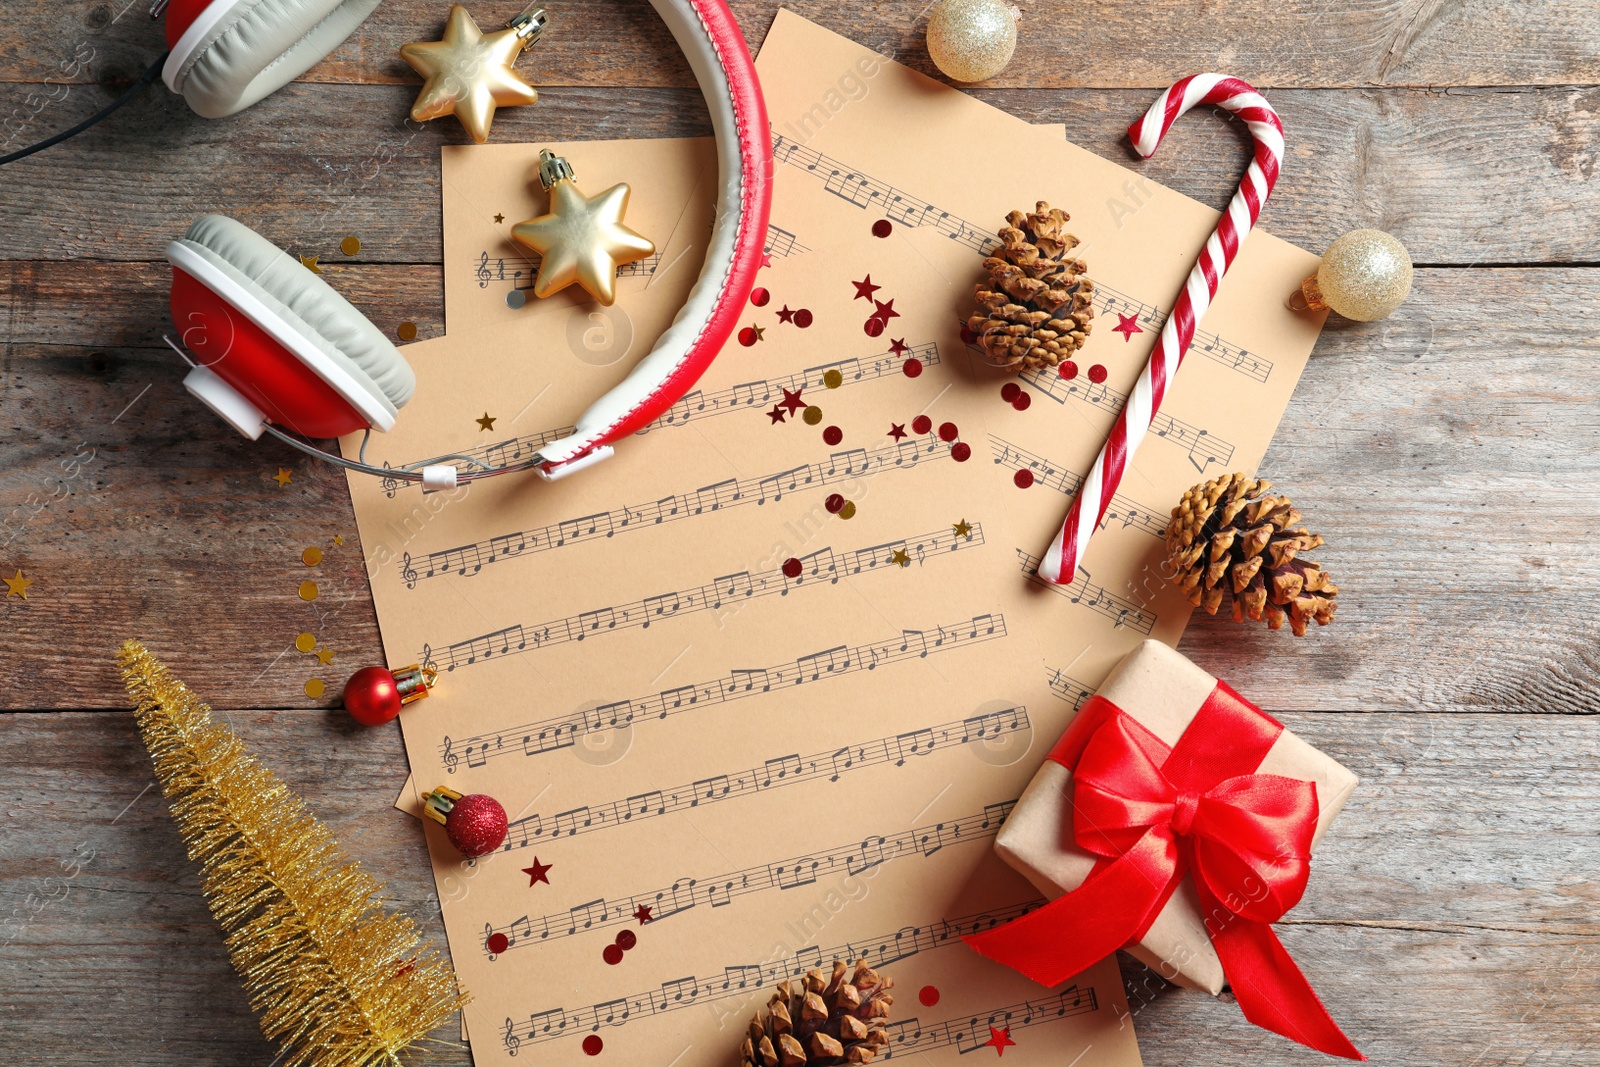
left=511, top=151, right=655, bottom=306
left=273, top=467, right=293, bottom=488
left=333, top=534, right=345, bottom=546
left=315, top=646, right=335, bottom=666
left=299, top=254, right=321, bottom=274
left=4, top=569, right=33, bottom=598
left=891, top=548, right=910, bottom=568
left=494, top=213, right=505, bottom=223
left=750, top=324, right=766, bottom=341
left=476, top=412, right=497, bottom=431
left=952, top=519, right=974, bottom=540
left=401, top=5, right=540, bottom=144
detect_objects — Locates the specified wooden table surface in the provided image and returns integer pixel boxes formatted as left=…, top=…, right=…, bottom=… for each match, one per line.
left=3, top=2, right=1597, bottom=1064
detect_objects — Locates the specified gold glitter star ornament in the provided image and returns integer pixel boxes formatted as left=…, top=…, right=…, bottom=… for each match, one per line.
left=401, top=5, right=547, bottom=144
left=511, top=150, right=655, bottom=306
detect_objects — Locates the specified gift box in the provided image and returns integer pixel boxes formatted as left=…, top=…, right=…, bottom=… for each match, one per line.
left=967, top=639, right=1363, bottom=1059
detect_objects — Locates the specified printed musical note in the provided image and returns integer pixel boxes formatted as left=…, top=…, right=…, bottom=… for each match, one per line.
left=419, top=524, right=987, bottom=672
left=436, top=613, right=1009, bottom=772
left=1015, top=550, right=1158, bottom=635
left=404, top=435, right=954, bottom=586
left=772, top=132, right=1272, bottom=384
left=763, top=223, right=811, bottom=259
left=501, top=706, right=1027, bottom=848
left=471, top=247, right=662, bottom=296
left=497, top=901, right=1048, bottom=1050
left=987, top=436, right=1167, bottom=538
left=1046, top=667, right=1095, bottom=711
left=482, top=802, right=1015, bottom=957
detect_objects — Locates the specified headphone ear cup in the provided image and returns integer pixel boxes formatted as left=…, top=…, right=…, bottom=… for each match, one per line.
left=163, top=0, right=381, bottom=118
left=168, top=215, right=414, bottom=439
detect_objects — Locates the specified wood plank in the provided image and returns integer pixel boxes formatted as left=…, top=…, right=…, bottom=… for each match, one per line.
left=5, top=267, right=1597, bottom=713
left=1, top=82, right=1598, bottom=265
left=0, top=709, right=1593, bottom=1065
left=1, top=1, right=1596, bottom=90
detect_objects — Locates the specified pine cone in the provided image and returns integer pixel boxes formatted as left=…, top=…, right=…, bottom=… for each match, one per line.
left=967, top=202, right=1095, bottom=372
left=739, top=960, right=894, bottom=1067
left=1165, top=473, right=1338, bottom=636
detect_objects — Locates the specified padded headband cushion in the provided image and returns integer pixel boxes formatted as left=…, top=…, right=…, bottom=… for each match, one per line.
left=166, top=0, right=381, bottom=118
left=176, top=214, right=415, bottom=410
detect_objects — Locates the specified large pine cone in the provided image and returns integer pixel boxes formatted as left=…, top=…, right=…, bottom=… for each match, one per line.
left=967, top=202, right=1094, bottom=372
left=1165, top=473, right=1338, bottom=636
left=740, top=961, right=893, bottom=1067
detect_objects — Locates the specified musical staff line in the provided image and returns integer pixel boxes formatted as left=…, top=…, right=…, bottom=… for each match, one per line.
left=505, top=705, right=1029, bottom=847
left=878, top=986, right=1100, bottom=1058
left=764, top=223, right=810, bottom=259
left=380, top=342, right=943, bottom=496
left=988, top=436, right=1167, bottom=539
left=1047, top=667, right=1094, bottom=711
left=476, top=249, right=661, bottom=291
left=438, top=613, right=1009, bottom=773
left=772, top=132, right=1272, bottom=383
left=483, top=800, right=1016, bottom=957
left=418, top=523, right=986, bottom=673
left=497, top=900, right=1047, bottom=1052
left=1013, top=361, right=1235, bottom=472
left=1015, top=550, right=1156, bottom=634
left=403, top=435, right=954, bottom=587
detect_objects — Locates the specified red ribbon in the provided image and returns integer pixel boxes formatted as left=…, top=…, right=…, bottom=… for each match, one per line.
left=965, top=684, right=1363, bottom=1060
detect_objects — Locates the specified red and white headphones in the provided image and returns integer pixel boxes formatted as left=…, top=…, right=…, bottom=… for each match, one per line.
left=4, top=0, right=770, bottom=485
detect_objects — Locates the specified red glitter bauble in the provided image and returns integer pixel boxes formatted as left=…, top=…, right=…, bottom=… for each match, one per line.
left=583, top=1036, right=604, bottom=1056
left=446, top=793, right=508, bottom=858
left=343, top=666, right=400, bottom=726
left=951, top=442, right=972, bottom=462
left=911, top=415, right=933, bottom=435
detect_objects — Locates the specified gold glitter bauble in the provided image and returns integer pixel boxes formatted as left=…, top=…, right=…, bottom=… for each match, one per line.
left=926, top=0, right=1017, bottom=83
left=1301, top=229, right=1413, bottom=322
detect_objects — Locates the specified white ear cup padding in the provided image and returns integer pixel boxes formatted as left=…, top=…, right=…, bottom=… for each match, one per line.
left=165, top=0, right=381, bottom=118
left=177, top=214, right=415, bottom=411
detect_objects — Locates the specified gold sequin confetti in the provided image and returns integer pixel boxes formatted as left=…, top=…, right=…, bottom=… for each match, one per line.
left=333, top=534, right=345, bottom=546
left=305, top=678, right=326, bottom=699
left=802, top=406, right=823, bottom=425
left=891, top=547, right=910, bottom=567
left=302, top=546, right=323, bottom=566
left=315, top=646, right=335, bottom=666
left=494, top=213, right=505, bottom=224
left=952, top=518, right=974, bottom=539
left=4, top=569, right=33, bottom=599
left=398, top=322, right=418, bottom=342
left=341, top=235, right=361, bottom=256
left=298, top=580, right=319, bottom=601
left=299, top=254, right=322, bottom=274
left=294, top=632, right=317, bottom=653
left=823, top=369, right=843, bottom=389
left=840, top=501, right=857, bottom=520
left=273, top=467, right=293, bottom=488
left=476, top=412, right=497, bottom=431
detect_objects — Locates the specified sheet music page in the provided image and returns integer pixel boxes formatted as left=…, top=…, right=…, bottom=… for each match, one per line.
left=343, top=235, right=1142, bottom=1067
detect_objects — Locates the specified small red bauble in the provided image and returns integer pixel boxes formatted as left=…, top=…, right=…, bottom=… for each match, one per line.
left=343, top=663, right=436, bottom=726
left=423, top=786, right=508, bottom=858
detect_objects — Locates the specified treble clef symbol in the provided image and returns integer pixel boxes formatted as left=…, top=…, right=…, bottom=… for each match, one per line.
left=421, top=643, right=437, bottom=675
left=477, top=250, right=492, bottom=288
left=401, top=553, right=418, bottom=589
left=503, top=1017, right=521, bottom=1056
left=441, top=736, right=458, bottom=774
left=380, top=459, right=399, bottom=499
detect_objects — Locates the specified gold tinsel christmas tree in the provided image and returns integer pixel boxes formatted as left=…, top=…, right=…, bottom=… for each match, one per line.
left=118, top=641, right=466, bottom=1067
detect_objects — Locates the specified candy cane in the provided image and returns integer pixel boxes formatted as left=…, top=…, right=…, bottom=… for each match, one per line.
left=1038, top=75, right=1283, bottom=585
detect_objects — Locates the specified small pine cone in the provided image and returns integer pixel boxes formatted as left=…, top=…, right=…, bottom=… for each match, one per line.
left=739, top=961, right=894, bottom=1067
left=966, top=201, right=1095, bottom=373
left=1164, top=473, right=1338, bottom=637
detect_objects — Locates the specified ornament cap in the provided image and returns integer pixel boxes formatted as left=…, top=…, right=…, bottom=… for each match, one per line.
left=392, top=663, right=438, bottom=705
left=507, top=5, right=549, bottom=44
left=537, top=148, right=574, bottom=190
left=422, top=785, right=464, bottom=826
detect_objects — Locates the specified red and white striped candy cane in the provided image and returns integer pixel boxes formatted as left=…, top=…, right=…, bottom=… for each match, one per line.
left=1038, top=74, right=1283, bottom=585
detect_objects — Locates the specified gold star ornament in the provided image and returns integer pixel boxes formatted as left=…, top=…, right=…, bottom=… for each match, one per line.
left=511, top=150, right=655, bottom=306
left=401, top=5, right=547, bottom=144
left=4, top=569, right=33, bottom=599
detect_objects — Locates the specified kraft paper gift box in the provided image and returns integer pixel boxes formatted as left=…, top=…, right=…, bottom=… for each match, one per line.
left=994, top=639, right=1358, bottom=994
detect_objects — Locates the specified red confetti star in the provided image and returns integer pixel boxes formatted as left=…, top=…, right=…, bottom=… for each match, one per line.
left=985, top=1027, right=1016, bottom=1056
left=634, top=904, right=653, bottom=924
left=521, top=858, right=552, bottom=886
left=780, top=387, right=806, bottom=415
left=761, top=253, right=774, bottom=269
left=851, top=275, right=881, bottom=301
left=887, top=423, right=907, bottom=440
left=888, top=338, right=908, bottom=356
left=1113, top=313, right=1144, bottom=341
left=768, top=405, right=787, bottom=424
left=872, top=298, right=899, bottom=323
left=777, top=305, right=796, bottom=324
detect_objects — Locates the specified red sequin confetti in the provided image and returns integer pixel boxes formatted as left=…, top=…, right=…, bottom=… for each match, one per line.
left=1113, top=312, right=1143, bottom=341
left=960, top=324, right=976, bottom=344
left=767, top=405, right=787, bottom=424
left=780, top=387, right=806, bottom=414
left=487, top=932, right=509, bottom=954
left=1088, top=364, right=1108, bottom=383
left=750, top=287, right=770, bottom=307
left=851, top=276, right=881, bottom=301
left=583, top=1036, right=604, bottom=1056
left=919, top=986, right=941, bottom=1007
left=782, top=557, right=803, bottom=579
left=738, top=327, right=758, bottom=347
left=634, top=904, right=653, bottom=924
left=794, top=308, right=813, bottom=328
left=616, top=929, right=638, bottom=950
left=603, top=944, right=624, bottom=965
left=888, top=423, right=907, bottom=440
left=911, top=415, right=933, bottom=435
left=823, top=425, right=844, bottom=446
left=872, top=299, right=899, bottom=323
left=888, top=338, right=909, bottom=356
left=938, top=421, right=959, bottom=442
left=1000, top=383, right=1021, bottom=403
left=521, top=858, right=552, bottom=886
left=1011, top=392, right=1032, bottom=411
left=1059, top=361, right=1079, bottom=380
left=825, top=494, right=846, bottom=514
left=872, top=219, right=893, bottom=238
left=777, top=305, right=796, bottom=324
left=985, top=1027, right=1016, bottom=1056
left=864, top=316, right=885, bottom=337
left=902, top=358, right=923, bottom=378
left=1014, top=469, right=1035, bottom=489
left=951, top=442, right=972, bottom=462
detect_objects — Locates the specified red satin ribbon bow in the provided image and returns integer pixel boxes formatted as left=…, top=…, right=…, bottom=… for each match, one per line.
left=965, top=684, right=1363, bottom=1060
